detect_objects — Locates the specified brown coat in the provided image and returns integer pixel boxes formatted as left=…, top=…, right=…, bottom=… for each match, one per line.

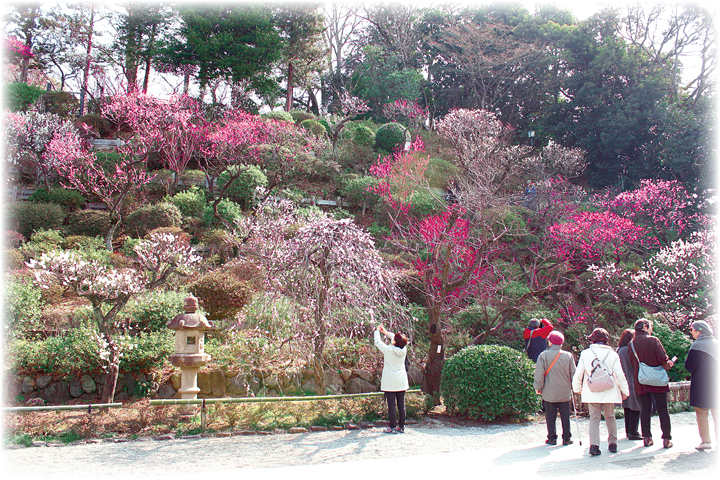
left=628, top=330, right=672, bottom=395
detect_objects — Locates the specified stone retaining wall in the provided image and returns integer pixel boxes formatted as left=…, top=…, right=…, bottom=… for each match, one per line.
left=4, top=364, right=426, bottom=406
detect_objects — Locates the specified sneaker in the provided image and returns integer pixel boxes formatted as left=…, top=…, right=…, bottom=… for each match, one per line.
left=383, top=427, right=397, bottom=434
left=663, top=439, right=673, bottom=449
left=563, top=439, right=574, bottom=445
left=643, top=437, right=654, bottom=447
left=545, top=438, right=557, bottom=445
left=608, top=443, right=617, bottom=453
left=395, top=427, right=405, bottom=434
left=589, top=445, right=601, bottom=456
left=695, top=442, right=712, bottom=451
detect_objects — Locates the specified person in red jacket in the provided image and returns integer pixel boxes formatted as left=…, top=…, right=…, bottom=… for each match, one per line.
left=524, top=318, right=554, bottom=363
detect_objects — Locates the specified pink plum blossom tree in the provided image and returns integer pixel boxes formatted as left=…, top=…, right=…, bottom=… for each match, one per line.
left=243, top=199, right=408, bottom=395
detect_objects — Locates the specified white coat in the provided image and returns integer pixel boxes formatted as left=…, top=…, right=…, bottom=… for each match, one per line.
left=374, top=329, right=409, bottom=392
left=572, top=343, right=630, bottom=404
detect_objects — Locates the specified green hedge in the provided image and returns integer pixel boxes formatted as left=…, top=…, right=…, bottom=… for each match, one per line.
left=442, top=344, right=540, bottom=422
left=7, top=328, right=175, bottom=376
left=64, top=210, right=113, bottom=238
left=28, top=188, right=86, bottom=212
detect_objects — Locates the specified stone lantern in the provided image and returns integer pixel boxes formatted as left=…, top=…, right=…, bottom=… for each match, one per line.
left=167, top=294, right=212, bottom=410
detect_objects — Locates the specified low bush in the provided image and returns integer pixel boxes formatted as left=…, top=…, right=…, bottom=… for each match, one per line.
left=203, top=198, right=245, bottom=229
left=119, top=290, right=189, bottom=333
left=6, top=82, right=46, bottom=111
left=217, top=165, right=267, bottom=209
left=28, top=187, right=86, bottom=212
left=190, top=269, right=255, bottom=321
left=124, top=202, right=182, bottom=238
left=10, top=202, right=66, bottom=240
left=64, top=210, right=113, bottom=238
left=119, top=331, right=175, bottom=372
left=300, top=119, right=326, bottom=136
left=18, top=229, right=64, bottom=260
left=374, top=122, right=409, bottom=152
left=261, top=110, right=294, bottom=123
left=5, top=275, right=45, bottom=339
left=442, top=344, right=541, bottom=422
left=165, top=186, right=206, bottom=218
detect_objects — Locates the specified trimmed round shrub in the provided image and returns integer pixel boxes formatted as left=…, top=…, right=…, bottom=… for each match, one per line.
left=119, top=331, right=175, bottom=373
left=350, top=124, right=375, bottom=147
left=10, top=202, right=66, bottom=239
left=203, top=198, right=245, bottom=229
left=6, top=248, right=26, bottom=270
left=189, top=269, right=254, bottom=321
left=300, top=118, right=326, bottom=136
left=374, top=122, right=409, bottom=152
left=261, top=110, right=294, bottom=123
left=217, top=165, right=268, bottom=209
left=165, top=186, right=206, bottom=218
left=28, top=187, right=86, bottom=212
left=290, top=110, right=316, bottom=124
left=65, top=210, right=113, bottom=237
left=441, top=344, right=541, bottom=422
left=124, top=202, right=182, bottom=238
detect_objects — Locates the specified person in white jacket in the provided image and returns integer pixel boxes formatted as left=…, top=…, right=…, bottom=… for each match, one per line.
left=572, top=328, right=630, bottom=456
left=374, top=324, right=409, bottom=433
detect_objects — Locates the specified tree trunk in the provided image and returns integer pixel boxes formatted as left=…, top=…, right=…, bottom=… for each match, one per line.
left=422, top=305, right=444, bottom=401
left=285, top=62, right=295, bottom=112
left=105, top=215, right=121, bottom=252
left=100, top=332, right=121, bottom=403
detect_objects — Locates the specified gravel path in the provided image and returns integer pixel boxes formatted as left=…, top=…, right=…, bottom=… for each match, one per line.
left=5, top=411, right=713, bottom=480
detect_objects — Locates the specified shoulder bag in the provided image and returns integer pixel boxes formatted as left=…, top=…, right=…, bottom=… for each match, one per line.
left=630, top=340, right=669, bottom=387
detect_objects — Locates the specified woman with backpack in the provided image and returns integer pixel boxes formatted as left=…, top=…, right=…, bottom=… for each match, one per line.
left=572, top=328, right=629, bottom=456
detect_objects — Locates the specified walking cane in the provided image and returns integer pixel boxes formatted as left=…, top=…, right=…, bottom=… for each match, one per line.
left=571, top=390, right=582, bottom=446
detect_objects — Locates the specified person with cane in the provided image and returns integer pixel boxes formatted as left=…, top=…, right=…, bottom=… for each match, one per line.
left=534, top=331, right=576, bottom=445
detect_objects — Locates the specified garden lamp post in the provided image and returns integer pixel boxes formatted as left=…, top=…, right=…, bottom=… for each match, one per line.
left=167, top=294, right=212, bottom=414
left=528, top=130, right=535, bottom=148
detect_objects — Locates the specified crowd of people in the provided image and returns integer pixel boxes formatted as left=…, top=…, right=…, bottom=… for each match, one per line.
left=371, top=316, right=716, bottom=454
left=530, top=317, right=717, bottom=455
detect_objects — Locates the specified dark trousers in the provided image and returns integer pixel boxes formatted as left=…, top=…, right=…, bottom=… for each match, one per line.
left=624, top=408, right=641, bottom=437
left=545, top=401, right=572, bottom=441
left=385, top=391, right=406, bottom=429
left=639, top=393, right=671, bottom=440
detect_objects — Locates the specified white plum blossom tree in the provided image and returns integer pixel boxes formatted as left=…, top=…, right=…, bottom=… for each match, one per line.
left=27, top=232, right=200, bottom=403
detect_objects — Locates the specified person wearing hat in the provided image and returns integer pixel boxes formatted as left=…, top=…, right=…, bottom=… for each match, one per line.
left=572, top=327, right=629, bottom=456
left=534, top=330, right=577, bottom=445
left=628, top=318, right=675, bottom=448
left=524, top=317, right=554, bottom=363
left=685, top=320, right=718, bottom=450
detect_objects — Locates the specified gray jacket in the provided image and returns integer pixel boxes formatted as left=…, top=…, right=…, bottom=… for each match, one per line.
left=533, top=345, right=576, bottom=403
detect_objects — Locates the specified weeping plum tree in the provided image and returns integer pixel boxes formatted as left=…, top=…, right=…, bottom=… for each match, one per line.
left=244, top=199, right=408, bottom=395
left=28, top=232, right=200, bottom=403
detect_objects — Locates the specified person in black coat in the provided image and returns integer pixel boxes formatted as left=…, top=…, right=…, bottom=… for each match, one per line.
left=685, top=320, right=718, bottom=450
